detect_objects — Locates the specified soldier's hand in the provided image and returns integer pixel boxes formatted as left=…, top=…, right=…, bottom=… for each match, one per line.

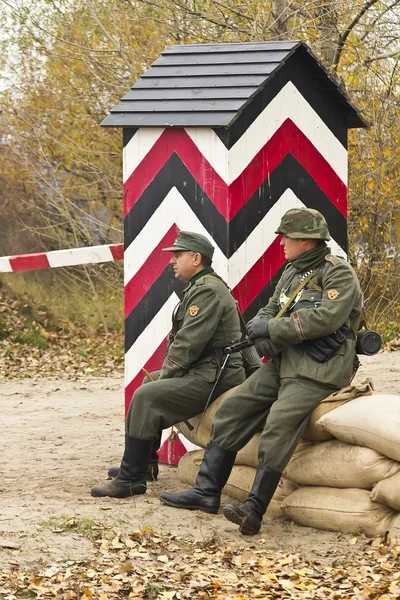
left=253, top=337, right=281, bottom=359
left=246, top=318, right=269, bottom=340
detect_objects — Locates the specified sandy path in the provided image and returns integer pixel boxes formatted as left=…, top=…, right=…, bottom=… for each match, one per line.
left=0, top=352, right=399, bottom=569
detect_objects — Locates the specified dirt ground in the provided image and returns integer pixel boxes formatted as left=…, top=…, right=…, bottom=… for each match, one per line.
left=1, top=352, right=399, bottom=572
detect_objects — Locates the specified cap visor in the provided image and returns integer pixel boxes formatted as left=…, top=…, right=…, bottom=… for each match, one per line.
left=161, top=245, right=188, bottom=253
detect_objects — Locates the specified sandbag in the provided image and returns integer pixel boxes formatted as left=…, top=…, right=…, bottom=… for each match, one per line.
left=317, top=394, right=400, bottom=462
left=371, top=471, right=400, bottom=511
left=281, top=487, right=396, bottom=536
left=388, top=513, right=400, bottom=544
left=178, top=449, right=298, bottom=519
left=304, top=378, right=374, bottom=442
left=285, top=440, right=400, bottom=489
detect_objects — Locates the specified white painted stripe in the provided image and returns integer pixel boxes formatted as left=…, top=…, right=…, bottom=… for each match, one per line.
left=0, top=258, right=13, bottom=272
left=124, top=187, right=228, bottom=285
left=125, top=292, right=179, bottom=388
left=123, top=128, right=165, bottom=183
left=47, top=245, right=114, bottom=268
left=184, top=128, right=228, bottom=182
left=228, top=82, right=347, bottom=185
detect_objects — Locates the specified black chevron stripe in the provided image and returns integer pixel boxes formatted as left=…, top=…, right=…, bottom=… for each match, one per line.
left=213, top=51, right=348, bottom=149
left=125, top=267, right=185, bottom=353
left=124, top=153, right=348, bottom=253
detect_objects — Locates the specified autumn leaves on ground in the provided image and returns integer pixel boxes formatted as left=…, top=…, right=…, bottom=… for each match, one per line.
left=0, top=350, right=400, bottom=599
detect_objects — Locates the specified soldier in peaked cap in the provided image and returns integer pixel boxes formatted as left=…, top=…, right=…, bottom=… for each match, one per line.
left=91, top=231, right=246, bottom=498
left=160, top=208, right=363, bottom=536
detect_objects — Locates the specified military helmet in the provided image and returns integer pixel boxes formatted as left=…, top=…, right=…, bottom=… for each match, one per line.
left=275, top=208, right=331, bottom=241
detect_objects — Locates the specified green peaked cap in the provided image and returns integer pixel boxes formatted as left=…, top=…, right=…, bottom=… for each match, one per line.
left=162, top=231, right=215, bottom=260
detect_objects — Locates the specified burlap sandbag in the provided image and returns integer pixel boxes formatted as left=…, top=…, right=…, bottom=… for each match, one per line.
left=371, top=471, right=400, bottom=511
left=285, top=440, right=400, bottom=489
left=178, top=449, right=298, bottom=519
left=317, top=394, right=400, bottom=462
left=303, top=378, right=374, bottom=442
left=281, top=487, right=396, bottom=536
left=388, top=513, right=400, bottom=544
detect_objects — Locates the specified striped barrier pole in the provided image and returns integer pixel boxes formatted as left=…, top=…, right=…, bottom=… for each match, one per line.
left=0, top=243, right=124, bottom=272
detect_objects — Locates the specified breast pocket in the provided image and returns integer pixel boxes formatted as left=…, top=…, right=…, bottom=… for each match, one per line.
left=295, top=289, right=322, bottom=311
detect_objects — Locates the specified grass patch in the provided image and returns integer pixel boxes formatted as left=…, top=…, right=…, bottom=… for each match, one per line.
left=37, top=515, right=104, bottom=540
left=2, top=265, right=123, bottom=334
left=143, top=583, right=166, bottom=599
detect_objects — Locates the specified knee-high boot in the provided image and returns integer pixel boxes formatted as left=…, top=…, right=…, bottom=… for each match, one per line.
left=223, top=466, right=281, bottom=535
left=91, top=437, right=153, bottom=498
left=107, top=431, right=161, bottom=481
left=159, top=444, right=236, bottom=514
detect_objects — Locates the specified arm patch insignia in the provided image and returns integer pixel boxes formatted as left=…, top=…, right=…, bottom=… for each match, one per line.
left=189, top=305, right=200, bottom=317
left=327, top=289, right=340, bottom=300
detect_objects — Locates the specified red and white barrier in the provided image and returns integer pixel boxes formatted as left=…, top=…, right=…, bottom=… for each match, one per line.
left=0, top=243, right=124, bottom=272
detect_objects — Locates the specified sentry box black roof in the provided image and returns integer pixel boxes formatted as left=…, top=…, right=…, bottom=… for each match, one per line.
left=102, top=41, right=367, bottom=130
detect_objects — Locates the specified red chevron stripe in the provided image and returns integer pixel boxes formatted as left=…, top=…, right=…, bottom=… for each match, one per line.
left=125, top=338, right=167, bottom=413
left=124, top=225, right=179, bottom=318
left=232, top=237, right=286, bottom=313
left=124, top=122, right=346, bottom=220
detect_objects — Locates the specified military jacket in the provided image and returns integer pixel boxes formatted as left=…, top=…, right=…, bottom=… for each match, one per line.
left=259, top=255, right=363, bottom=388
left=159, top=273, right=244, bottom=386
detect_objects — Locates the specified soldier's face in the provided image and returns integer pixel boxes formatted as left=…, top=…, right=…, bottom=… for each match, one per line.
left=170, top=251, right=201, bottom=282
left=281, top=236, right=317, bottom=261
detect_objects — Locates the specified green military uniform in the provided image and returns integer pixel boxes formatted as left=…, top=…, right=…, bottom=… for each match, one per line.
left=126, top=270, right=245, bottom=439
left=211, top=250, right=362, bottom=471
left=160, top=209, right=363, bottom=536
left=91, top=230, right=245, bottom=499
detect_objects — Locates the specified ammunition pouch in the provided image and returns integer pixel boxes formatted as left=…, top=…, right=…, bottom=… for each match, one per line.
left=302, top=327, right=354, bottom=364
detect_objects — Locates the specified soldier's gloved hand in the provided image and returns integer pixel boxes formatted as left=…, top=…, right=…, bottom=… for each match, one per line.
left=253, top=337, right=281, bottom=359
left=246, top=318, right=270, bottom=340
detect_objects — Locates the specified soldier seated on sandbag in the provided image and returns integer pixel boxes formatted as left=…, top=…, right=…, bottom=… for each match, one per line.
left=160, top=208, right=363, bottom=536
left=90, top=231, right=246, bottom=499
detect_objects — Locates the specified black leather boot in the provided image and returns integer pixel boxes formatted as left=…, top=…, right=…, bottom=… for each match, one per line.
left=107, top=431, right=161, bottom=481
left=223, top=466, right=282, bottom=535
left=91, top=437, right=153, bottom=498
left=160, top=444, right=236, bottom=514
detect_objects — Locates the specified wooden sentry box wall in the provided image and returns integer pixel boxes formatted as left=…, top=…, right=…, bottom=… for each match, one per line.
left=102, top=41, right=367, bottom=409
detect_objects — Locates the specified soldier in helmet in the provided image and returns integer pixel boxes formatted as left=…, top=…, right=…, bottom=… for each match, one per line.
left=90, top=231, right=246, bottom=499
left=160, top=208, right=363, bottom=535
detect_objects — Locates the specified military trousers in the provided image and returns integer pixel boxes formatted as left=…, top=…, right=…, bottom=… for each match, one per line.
left=126, top=369, right=244, bottom=440
left=210, top=360, right=338, bottom=473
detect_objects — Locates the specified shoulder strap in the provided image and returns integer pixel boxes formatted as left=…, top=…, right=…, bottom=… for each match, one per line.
left=275, top=270, right=318, bottom=319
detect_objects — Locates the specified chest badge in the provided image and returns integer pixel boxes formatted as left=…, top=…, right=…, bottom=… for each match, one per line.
left=327, top=289, right=340, bottom=300
left=189, top=305, right=200, bottom=317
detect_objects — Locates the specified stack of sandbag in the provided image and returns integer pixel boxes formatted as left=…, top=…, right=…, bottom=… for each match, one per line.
left=281, top=392, right=400, bottom=539
left=177, top=387, right=312, bottom=518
